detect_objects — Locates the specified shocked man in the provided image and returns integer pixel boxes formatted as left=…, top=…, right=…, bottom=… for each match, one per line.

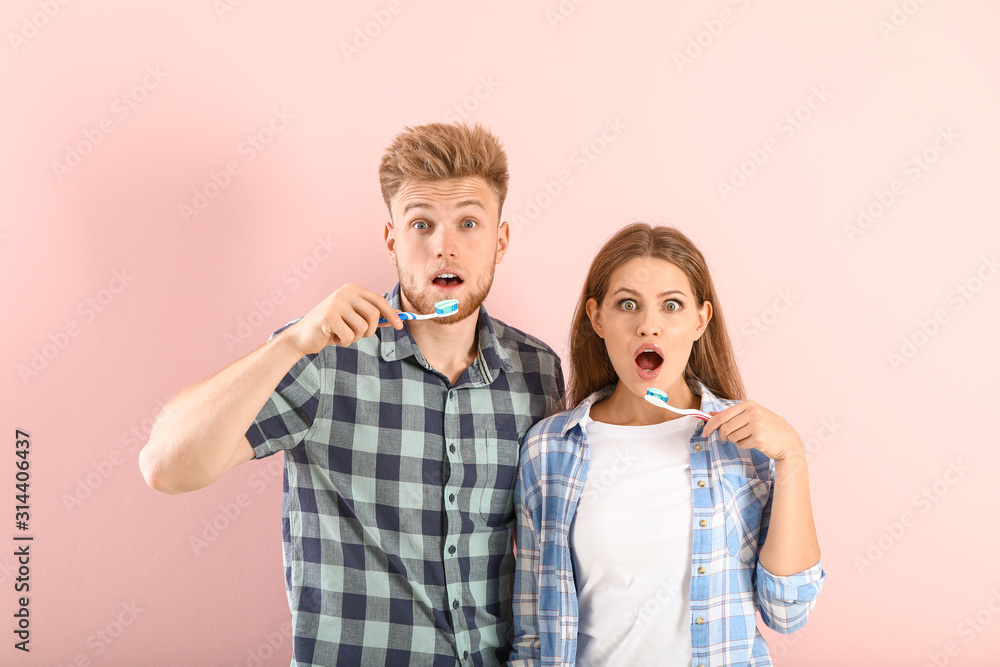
left=140, top=122, right=564, bottom=666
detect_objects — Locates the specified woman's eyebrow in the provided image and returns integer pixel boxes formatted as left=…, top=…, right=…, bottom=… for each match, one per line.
left=611, top=287, right=688, bottom=297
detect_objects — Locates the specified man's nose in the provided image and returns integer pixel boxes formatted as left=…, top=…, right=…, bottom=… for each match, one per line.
left=434, top=226, right=457, bottom=258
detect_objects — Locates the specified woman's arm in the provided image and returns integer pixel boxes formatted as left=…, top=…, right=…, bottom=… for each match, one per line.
left=704, top=400, right=820, bottom=573
left=509, top=458, right=543, bottom=666
left=758, top=453, right=821, bottom=575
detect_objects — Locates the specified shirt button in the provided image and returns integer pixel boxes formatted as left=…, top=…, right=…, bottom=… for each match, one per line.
left=693, top=444, right=702, bottom=451
left=698, top=566, right=706, bottom=574
left=697, top=480, right=706, bottom=488
left=449, top=493, right=456, bottom=503
left=464, top=651, right=469, bottom=659
left=448, top=545, right=456, bottom=554
left=453, top=600, right=460, bottom=609
left=449, top=444, right=456, bottom=454
left=695, top=617, right=705, bottom=625
left=699, top=519, right=708, bottom=527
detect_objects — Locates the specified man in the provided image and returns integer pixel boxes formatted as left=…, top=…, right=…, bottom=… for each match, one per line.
left=139, top=122, right=564, bottom=666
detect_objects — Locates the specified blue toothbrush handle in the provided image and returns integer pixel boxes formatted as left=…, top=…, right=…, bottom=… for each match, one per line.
left=378, top=312, right=417, bottom=324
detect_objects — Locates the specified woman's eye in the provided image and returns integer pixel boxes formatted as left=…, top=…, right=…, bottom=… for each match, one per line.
left=413, top=221, right=428, bottom=230
left=665, top=300, right=682, bottom=312
left=619, top=299, right=637, bottom=311
left=461, top=219, right=477, bottom=228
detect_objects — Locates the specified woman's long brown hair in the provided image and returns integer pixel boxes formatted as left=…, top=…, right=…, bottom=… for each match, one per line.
left=566, top=222, right=746, bottom=408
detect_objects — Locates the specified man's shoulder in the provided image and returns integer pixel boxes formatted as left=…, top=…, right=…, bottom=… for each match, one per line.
left=489, top=315, right=560, bottom=362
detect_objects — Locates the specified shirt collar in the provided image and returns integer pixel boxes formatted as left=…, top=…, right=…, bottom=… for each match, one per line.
left=559, top=378, right=730, bottom=436
left=377, top=283, right=513, bottom=376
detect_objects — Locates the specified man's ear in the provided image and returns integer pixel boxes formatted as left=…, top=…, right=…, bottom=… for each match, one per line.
left=585, top=297, right=604, bottom=338
left=495, top=220, right=510, bottom=265
left=384, top=220, right=396, bottom=265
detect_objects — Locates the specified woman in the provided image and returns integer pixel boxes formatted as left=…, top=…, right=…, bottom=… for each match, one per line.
left=510, top=223, right=825, bottom=666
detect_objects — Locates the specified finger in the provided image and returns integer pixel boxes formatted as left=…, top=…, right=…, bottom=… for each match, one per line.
left=353, top=287, right=404, bottom=330
left=718, top=414, right=751, bottom=442
left=726, top=423, right=755, bottom=446
left=702, top=402, right=749, bottom=439
left=342, top=308, right=371, bottom=346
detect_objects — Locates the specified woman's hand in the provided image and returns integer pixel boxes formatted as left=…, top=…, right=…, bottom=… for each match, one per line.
left=702, top=400, right=804, bottom=461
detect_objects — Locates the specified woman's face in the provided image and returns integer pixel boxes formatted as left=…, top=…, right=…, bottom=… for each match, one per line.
left=586, top=256, right=712, bottom=401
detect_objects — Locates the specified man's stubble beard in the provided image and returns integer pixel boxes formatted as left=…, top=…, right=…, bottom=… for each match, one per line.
left=397, top=263, right=496, bottom=325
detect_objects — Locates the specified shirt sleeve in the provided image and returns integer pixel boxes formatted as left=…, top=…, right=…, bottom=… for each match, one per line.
left=753, top=458, right=827, bottom=633
left=510, top=436, right=544, bottom=666
left=244, top=320, right=323, bottom=460
left=755, top=558, right=826, bottom=633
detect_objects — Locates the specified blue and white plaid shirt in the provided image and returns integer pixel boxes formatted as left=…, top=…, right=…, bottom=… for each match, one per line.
left=510, top=381, right=825, bottom=666
left=246, top=284, right=564, bottom=666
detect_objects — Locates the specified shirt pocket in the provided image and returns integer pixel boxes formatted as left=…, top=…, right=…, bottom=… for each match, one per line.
left=473, top=429, right=523, bottom=522
left=719, top=473, right=772, bottom=565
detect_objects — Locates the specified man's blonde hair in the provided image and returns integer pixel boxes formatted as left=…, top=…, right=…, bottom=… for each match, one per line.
left=378, top=122, right=509, bottom=217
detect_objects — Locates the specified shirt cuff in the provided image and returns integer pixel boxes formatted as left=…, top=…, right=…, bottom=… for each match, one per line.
left=757, top=558, right=826, bottom=604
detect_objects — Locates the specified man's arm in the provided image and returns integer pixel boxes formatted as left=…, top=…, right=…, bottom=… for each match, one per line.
left=139, top=283, right=403, bottom=495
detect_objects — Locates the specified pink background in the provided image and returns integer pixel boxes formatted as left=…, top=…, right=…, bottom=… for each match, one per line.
left=3, top=1, right=999, bottom=665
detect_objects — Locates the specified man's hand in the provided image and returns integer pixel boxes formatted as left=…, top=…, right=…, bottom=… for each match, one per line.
left=286, top=283, right=403, bottom=355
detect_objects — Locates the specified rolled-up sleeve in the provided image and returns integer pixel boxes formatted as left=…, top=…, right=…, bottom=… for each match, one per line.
left=755, top=559, right=826, bottom=633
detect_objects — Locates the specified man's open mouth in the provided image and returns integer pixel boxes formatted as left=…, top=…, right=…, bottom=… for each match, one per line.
left=634, top=344, right=664, bottom=372
left=432, top=271, right=464, bottom=287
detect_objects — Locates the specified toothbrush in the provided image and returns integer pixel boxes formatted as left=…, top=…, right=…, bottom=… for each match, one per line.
left=378, top=299, right=459, bottom=325
left=644, top=388, right=712, bottom=421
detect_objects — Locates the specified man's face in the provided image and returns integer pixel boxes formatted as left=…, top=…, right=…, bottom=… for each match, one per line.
left=385, top=176, right=509, bottom=324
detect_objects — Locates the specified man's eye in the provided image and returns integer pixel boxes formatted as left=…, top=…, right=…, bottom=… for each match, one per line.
left=618, top=299, right=637, bottom=311
left=413, top=221, right=428, bottom=230
left=665, top=300, right=682, bottom=312
left=462, top=219, right=477, bottom=228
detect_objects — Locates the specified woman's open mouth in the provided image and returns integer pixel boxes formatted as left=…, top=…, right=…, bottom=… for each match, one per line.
left=633, top=343, right=664, bottom=379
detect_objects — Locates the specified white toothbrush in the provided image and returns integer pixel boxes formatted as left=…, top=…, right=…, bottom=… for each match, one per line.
left=644, top=388, right=711, bottom=421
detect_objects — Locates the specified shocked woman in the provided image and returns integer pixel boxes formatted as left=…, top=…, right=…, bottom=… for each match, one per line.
left=510, top=223, right=825, bottom=667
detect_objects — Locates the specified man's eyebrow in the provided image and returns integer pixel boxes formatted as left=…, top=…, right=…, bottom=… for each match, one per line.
left=402, top=199, right=487, bottom=214
left=612, top=287, right=689, bottom=298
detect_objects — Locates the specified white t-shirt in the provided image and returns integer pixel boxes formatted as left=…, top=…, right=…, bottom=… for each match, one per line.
left=570, top=407, right=698, bottom=666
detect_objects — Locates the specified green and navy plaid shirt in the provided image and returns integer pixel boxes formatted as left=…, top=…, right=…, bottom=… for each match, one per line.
left=246, top=283, right=564, bottom=666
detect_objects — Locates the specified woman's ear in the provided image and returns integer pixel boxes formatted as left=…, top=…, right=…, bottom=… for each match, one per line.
left=694, top=300, right=713, bottom=340
left=585, top=297, right=604, bottom=339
